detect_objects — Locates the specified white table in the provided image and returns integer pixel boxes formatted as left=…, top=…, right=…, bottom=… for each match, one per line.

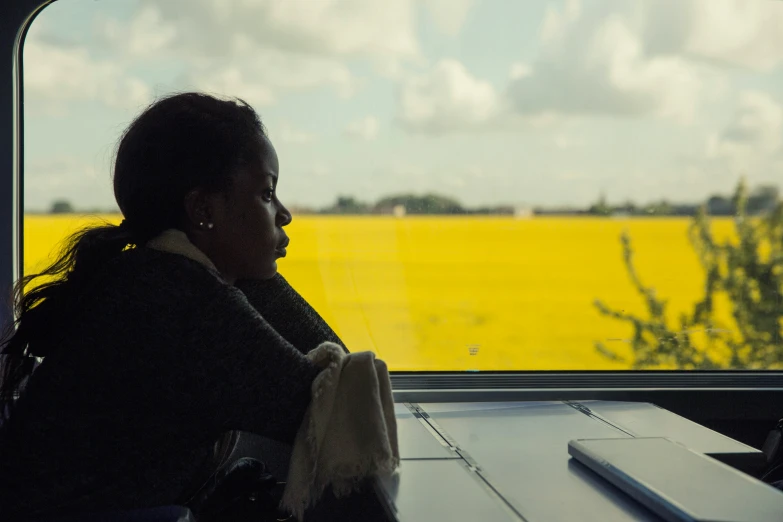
left=376, top=401, right=764, bottom=521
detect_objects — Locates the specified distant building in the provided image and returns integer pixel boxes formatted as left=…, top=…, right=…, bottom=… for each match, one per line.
left=372, top=203, right=395, bottom=215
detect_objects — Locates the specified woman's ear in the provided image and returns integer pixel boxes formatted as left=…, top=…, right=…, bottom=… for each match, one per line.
left=184, top=188, right=213, bottom=231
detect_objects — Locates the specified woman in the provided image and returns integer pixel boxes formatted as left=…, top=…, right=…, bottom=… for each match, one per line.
left=0, top=93, right=349, bottom=520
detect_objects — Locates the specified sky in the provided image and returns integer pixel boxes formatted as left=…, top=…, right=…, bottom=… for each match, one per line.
left=21, top=0, right=783, bottom=212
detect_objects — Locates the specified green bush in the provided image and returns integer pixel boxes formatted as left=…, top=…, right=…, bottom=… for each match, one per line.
left=594, top=180, right=783, bottom=369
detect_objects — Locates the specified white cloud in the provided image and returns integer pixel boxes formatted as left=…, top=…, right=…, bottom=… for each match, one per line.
left=344, top=116, right=380, bottom=141
left=398, top=59, right=499, bottom=133
left=423, top=0, right=476, bottom=36
left=706, top=91, right=783, bottom=165
left=645, top=0, right=783, bottom=72
left=509, top=63, right=532, bottom=80
left=408, top=0, right=783, bottom=135
left=188, top=67, right=275, bottom=108
left=98, top=5, right=177, bottom=57
left=277, top=123, right=315, bottom=144
left=24, top=34, right=151, bottom=111
left=94, top=0, right=400, bottom=107
left=540, top=0, right=582, bottom=45
left=112, top=0, right=418, bottom=62
left=508, top=7, right=703, bottom=123
left=397, top=0, right=720, bottom=134
left=182, top=49, right=359, bottom=107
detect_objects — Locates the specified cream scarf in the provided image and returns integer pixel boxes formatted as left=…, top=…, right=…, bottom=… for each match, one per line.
left=147, top=229, right=400, bottom=520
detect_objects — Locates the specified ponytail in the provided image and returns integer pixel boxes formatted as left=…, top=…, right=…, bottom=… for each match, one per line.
left=0, top=221, right=141, bottom=417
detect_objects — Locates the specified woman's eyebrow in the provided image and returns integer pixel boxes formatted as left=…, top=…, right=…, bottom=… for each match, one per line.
left=260, top=172, right=277, bottom=185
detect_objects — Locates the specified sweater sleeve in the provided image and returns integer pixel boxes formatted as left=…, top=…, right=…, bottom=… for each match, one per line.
left=234, top=274, right=348, bottom=354
left=183, top=281, right=321, bottom=444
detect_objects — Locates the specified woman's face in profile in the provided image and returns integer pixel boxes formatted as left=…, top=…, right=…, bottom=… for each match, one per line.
left=208, top=136, right=292, bottom=281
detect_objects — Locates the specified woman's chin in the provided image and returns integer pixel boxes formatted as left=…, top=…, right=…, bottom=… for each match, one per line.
left=237, top=261, right=278, bottom=281
left=264, top=261, right=280, bottom=279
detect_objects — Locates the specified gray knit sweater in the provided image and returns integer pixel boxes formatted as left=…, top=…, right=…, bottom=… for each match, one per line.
left=0, top=247, right=346, bottom=520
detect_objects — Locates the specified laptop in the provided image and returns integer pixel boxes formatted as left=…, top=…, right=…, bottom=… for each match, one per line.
left=568, top=437, right=783, bottom=522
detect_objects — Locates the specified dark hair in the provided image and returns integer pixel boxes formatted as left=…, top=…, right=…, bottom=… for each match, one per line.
left=0, top=92, right=267, bottom=413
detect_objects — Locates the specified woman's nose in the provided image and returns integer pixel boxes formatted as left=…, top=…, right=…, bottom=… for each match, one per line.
left=278, top=202, right=293, bottom=227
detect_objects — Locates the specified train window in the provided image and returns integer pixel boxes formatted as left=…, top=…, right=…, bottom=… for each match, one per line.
left=22, top=0, right=783, bottom=372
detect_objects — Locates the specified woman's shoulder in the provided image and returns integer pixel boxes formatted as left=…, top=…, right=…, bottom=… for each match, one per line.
left=69, top=247, right=273, bottom=341
left=95, top=247, right=233, bottom=300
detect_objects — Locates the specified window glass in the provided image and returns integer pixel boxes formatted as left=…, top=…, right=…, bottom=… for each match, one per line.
left=23, top=0, right=783, bottom=371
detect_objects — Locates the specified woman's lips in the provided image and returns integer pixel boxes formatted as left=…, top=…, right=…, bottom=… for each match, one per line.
left=276, top=237, right=289, bottom=257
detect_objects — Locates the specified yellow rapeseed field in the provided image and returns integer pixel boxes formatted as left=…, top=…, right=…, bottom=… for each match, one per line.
left=23, top=215, right=736, bottom=371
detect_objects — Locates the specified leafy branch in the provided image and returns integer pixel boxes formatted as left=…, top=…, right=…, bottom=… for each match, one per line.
left=595, top=180, right=783, bottom=370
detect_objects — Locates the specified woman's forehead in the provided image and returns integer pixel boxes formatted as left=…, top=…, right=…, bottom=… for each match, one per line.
left=238, top=137, right=277, bottom=185
left=258, top=136, right=279, bottom=177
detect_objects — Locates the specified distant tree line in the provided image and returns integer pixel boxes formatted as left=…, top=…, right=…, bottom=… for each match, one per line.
left=584, top=185, right=779, bottom=217
left=44, top=183, right=780, bottom=217
left=305, top=193, right=516, bottom=216
left=310, top=184, right=780, bottom=216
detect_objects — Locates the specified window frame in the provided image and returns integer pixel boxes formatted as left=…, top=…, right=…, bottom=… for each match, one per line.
left=0, top=0, right=42, bottom=331
left=3, top=0, right=783, bottom=421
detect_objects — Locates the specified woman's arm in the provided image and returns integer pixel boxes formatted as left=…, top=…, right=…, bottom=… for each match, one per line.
left=184, top=282, right=322, bottom=444
left=234, top=274, right=348, bottom=354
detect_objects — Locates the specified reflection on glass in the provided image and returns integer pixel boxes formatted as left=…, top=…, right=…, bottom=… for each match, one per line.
left=23, top=0, right=783, bottom=370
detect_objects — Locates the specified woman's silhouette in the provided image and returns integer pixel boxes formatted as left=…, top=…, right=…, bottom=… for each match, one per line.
left=0, top=93, right=347, bottom=520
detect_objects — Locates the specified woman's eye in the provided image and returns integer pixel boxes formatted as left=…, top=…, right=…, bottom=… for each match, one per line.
left=262, top=189, right=274, bottom=201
